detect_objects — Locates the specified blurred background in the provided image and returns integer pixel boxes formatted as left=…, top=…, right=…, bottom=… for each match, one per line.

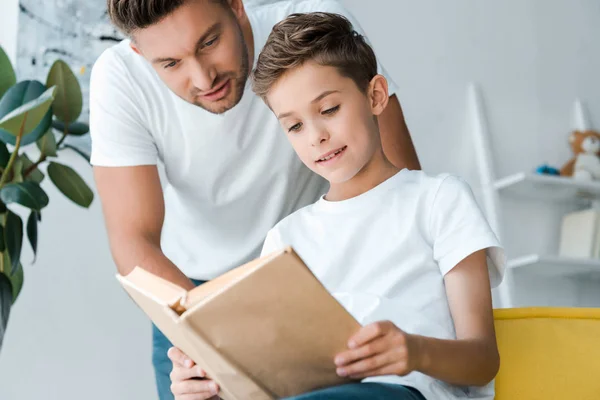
left=0, top=0, right=599, bottom=399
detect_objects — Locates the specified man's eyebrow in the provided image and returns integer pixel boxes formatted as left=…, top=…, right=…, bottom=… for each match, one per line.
left=151, top=22, right=222, bottom=64
left=277, top=90, right=341, bottom=119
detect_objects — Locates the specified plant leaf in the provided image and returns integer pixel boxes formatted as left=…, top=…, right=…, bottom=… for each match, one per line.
left=0, top=85, right=56, bottom=140
left=47, top=162, right=93, bottom=208
left=0, top=81, right=54, bottom=146
left=0, top=226, right=4, bottom=253
left=61, top=143, right=91, bottom=163
left=51, top=120, right=89, bottom=136
left=2, top=252, right=23, bottom=303
left=36, top=130, right=57, bottom=157
left=0, top=46, right=16, bottom=99
left=0, top=272, right=12, bottom=350
left=46, top=60, right=82, bottom=124
left=20, top=154, right=44, bottom=184
left=4, top=211, right=22, bottom=275
left=0, top=142, right=9, bottom=168
left=26, top=211, right=37, bottom=261
left=0, top=182, right=49, bottom=211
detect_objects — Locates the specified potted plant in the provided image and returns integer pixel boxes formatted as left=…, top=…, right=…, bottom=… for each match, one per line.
left=0, top=45, right=94, bottom=352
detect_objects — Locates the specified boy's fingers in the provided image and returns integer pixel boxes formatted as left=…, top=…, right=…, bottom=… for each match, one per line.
left=335, top=338, right=387, bottom=366
left=172, top=378, right=220, bottom=396
left=168, top=347, right=195, bottom=368
left=171, top=365, right=207, bottom=382
left=347, top=321, right=391, bottom=348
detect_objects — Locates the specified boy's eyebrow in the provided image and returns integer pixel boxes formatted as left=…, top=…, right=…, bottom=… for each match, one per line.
left=311, top=90, right=340, bottom=104
left=151, top=22, right=221, bottom=64
left=277, top=90, right=341, bottom=119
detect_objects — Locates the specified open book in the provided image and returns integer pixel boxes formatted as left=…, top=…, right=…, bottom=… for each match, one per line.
left=117, top=247, right=361, bottom=400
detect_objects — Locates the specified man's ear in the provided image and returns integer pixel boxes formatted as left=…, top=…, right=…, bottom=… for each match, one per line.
left=368, top=75, right=389, bottom=116
left=229, top=0, right=246, bottom=21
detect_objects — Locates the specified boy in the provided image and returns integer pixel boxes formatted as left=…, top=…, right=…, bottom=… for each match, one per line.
left=169, top=12, right=504, bottom=400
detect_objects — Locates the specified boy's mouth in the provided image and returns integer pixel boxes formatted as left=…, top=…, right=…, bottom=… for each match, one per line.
left=316, top=146, right=347, bottom=164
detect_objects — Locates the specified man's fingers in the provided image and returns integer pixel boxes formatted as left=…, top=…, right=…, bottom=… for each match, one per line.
left=171, top=365, right=207, bottom=382
left=168, top=347, right=195, bottom=368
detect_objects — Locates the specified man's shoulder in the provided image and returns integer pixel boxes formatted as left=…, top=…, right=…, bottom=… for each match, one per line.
left=91, top=39, right=153, bottom=84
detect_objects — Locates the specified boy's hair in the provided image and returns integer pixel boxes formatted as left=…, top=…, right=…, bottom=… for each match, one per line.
left=107, top=0, right=226, bottom=35
left=252, top=12, right=378, bottom=99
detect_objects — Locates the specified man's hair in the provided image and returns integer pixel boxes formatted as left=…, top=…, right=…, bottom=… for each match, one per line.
left=107, top=0, right=225, bottom=35
left=252, top=12, right=378, bottom=99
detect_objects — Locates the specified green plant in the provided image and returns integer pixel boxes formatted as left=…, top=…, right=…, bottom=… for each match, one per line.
left=0, top=45, right=93, bottom=351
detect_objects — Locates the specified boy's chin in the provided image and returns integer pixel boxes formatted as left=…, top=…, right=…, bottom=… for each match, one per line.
left=319, top=168, right=360, bottom=185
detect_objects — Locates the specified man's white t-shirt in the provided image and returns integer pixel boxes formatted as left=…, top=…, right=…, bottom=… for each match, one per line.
left=89, top=0, right=399, bottom=280
left=261, top=170, right=506, bottom=400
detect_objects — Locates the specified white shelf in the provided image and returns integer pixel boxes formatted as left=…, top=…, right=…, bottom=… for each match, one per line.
left=507, top=254, right=600, bottom=278
left=494, top=172, right=600, bottom=201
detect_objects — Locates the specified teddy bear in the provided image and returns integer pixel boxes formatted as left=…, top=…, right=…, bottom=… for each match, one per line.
left=560, top=130, right=600, bottom=181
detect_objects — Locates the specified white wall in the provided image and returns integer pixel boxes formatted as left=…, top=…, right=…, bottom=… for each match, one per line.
left=0, top=0, right=19, bottom=63
left=1, top=1, right=599, bottom=400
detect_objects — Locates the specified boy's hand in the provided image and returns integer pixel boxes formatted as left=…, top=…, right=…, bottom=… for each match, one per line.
left=168, top=347, right=221, bottom=400
left=334, top=321, right=421, bottom=379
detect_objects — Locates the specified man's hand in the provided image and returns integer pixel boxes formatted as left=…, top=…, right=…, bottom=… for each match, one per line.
left=168, top=347, right=221, bottom=400
left=333, top=320, right=420, bottom=379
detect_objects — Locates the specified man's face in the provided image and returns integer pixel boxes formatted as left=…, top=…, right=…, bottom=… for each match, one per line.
left=132, top=0, right=249, bottom=114
left=267, top=61, right=383, bottom=184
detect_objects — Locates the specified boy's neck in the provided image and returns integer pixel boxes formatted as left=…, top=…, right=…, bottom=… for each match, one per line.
left=325, top=150, right=400, bottom=202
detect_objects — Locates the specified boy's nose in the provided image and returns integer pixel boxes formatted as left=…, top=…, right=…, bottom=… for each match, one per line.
left=310, top=126, right=330, bottom=146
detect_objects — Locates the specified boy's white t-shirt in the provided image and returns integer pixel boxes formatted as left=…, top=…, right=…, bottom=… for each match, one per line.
left=89, top=0, right=399, bottom=280
left=261, top=170, right=506, bottom=400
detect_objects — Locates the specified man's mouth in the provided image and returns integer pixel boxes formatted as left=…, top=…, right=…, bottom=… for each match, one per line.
left=316, top=146, right=347, bottom=163
left=199, top=79, right=231, bottom=102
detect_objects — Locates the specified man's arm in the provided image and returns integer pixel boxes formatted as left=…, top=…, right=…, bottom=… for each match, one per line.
left=379, top=94, right=421, bottom=170
left=94, top=165, right=195, bottom=290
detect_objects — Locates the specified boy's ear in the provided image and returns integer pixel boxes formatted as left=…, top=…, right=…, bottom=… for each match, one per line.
left=129, top=41, right=142, bottom=56
left=368, top=75, right=389, bottom=116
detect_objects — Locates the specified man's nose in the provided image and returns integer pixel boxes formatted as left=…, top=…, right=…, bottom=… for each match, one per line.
left=190, top=61, right=216, bottom=92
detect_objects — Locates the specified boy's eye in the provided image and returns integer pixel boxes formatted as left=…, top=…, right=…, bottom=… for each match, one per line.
left=204, top=37, right=218, bottom=48
left=164, top=61, right=178, bottom=69
left=288, top=123, right=302, bottom=132
left=322, top=105, right=340, bottom=115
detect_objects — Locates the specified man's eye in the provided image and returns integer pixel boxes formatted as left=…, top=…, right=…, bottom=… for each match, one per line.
left=322, top=105, right=340, bottom=115
left=164, top=61, right=178, bottom=69
left=288, top=123, right=302, bottom=132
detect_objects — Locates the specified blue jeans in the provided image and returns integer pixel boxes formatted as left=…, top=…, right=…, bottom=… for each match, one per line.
left=284, top=383, right=425, bottom=399
left=152, top=279, right=205, bottom=400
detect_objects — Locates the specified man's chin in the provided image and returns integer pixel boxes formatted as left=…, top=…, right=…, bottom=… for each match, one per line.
left=191, top=81, right=246, bottom=115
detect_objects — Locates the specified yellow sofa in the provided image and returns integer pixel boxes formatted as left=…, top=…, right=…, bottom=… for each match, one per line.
left=494, top=307, right=600, bottom=400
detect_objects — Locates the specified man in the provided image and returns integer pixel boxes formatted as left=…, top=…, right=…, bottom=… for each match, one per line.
left=91, top=0, right=420, bottom=399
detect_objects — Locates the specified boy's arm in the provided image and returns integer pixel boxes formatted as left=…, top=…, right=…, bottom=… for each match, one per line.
left=378, top=95, right=421, bottom=171
left=412, top=249, right=500, bottom=386
left=334, top=250, right=499, bottom=387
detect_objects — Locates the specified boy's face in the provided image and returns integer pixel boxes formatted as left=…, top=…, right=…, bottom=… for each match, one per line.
left=130, top=0, right=250, bottom=115
left=266, top=61, right=387, bottom=184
